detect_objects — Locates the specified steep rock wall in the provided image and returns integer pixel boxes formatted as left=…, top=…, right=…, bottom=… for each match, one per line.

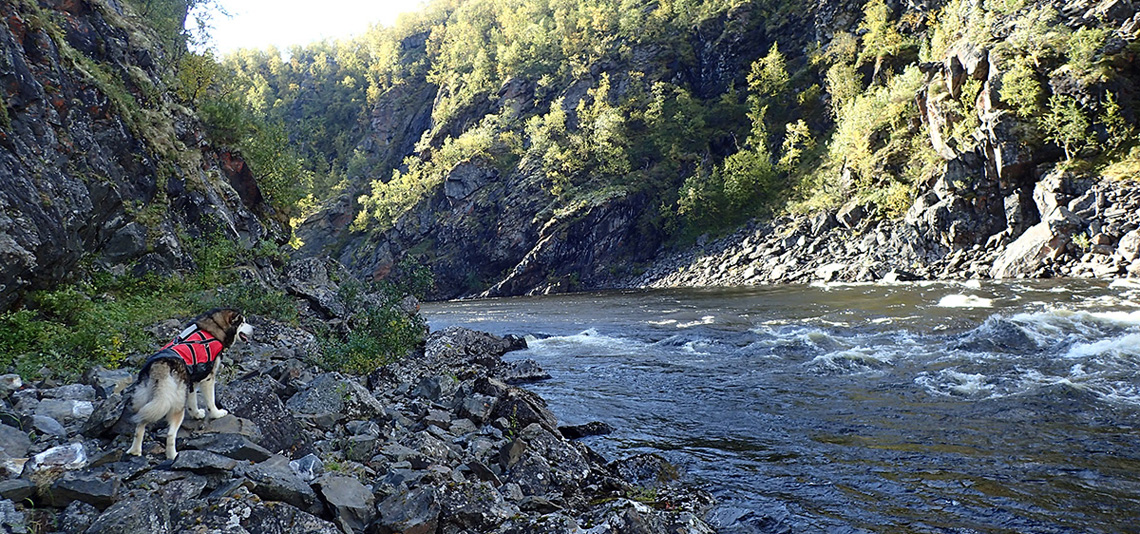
left=0, top=0, right=282, bottom=308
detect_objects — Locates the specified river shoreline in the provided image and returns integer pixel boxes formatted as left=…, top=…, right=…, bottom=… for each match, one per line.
left=622, top=172, right=1140, bottom=291
left=0, top=264, right=716, bottom=534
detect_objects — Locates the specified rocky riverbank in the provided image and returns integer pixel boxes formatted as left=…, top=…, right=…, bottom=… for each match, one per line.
left=627, top=170, right=1140, bottom=289
left=0, top=320, right=714, bottom=532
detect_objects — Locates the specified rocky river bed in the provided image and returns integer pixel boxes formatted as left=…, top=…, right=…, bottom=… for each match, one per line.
left=0, top=315, right=715, bottom=533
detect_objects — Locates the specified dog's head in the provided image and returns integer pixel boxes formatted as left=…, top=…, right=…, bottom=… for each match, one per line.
left=198, top=308, right=254, bottom=347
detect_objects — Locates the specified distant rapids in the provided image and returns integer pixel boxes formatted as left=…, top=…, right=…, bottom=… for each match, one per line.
left=423, top=279, right=1140, bottom=533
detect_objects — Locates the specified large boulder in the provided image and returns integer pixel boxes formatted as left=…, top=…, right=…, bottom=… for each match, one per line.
left=991, top=208, right=1083, bottom=278
left=219, top=375, right=310, bottom=457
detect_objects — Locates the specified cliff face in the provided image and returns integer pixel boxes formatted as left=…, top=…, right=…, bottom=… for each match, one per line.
left=297, top=0, right=845, bottom=299
left=291, top=0, right=1137, bottom=299
left=240, top=0, right=1140, bottom=298
left=0, top=0, right=282, bottom=309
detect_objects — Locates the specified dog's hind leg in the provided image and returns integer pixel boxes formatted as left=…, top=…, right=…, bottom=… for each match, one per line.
left=187, top=385, right=206, bottom=419
left=165, top=407, right=185, bottom=460
left=200, top=374, right=228, bottom=419
left=127, top=423, right=146, bottom=456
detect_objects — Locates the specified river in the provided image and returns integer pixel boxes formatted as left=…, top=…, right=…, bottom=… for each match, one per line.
left=421, top=279, right=1140, bottom=533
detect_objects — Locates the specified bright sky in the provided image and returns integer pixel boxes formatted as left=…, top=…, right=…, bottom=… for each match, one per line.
left=204, top=0, right=427, bottom=54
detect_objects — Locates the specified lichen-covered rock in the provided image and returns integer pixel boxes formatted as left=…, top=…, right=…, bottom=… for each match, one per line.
left=242, top=455, right=323, bottom=515
left=219, top=375, right=309, bottom=457
left=313, top=474, right=375, bottom=533
left=285, top=372, right=384, bottom=421
left=375, top=486, right=441, bottom=534
left=84, top=494, right=171, bottom=534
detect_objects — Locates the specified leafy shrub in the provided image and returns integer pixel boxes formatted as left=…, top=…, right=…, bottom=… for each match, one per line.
left=1, top=276, right=194, bottom=381
left=318, top=299, right=427, bottom=375
left=1041, top=94, right=1091, bottom=160
left=999, top=56, right=1043, bottom=118
left=315, top=271, right=429, bottom=375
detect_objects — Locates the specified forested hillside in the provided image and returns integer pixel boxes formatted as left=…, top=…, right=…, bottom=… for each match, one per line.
left=203, top=0, right=1139, bottom=298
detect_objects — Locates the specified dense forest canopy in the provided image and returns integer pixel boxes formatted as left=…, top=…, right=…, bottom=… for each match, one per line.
left=187, top=0, right=1136, bottom=243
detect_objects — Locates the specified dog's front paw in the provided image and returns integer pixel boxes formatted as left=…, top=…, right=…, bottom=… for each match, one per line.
left=209, top=408, right=228, bottom=419
left=191, top=408, right=206, bottom=419
left=127, top=445, right=142, bottom=456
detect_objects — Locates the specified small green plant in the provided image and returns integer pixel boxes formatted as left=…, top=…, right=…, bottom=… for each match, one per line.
left=1071, top=231, right=1091, bottom=251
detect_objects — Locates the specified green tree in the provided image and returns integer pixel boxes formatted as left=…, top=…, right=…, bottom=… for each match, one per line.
left=1041, top=94, right=1091, bottom=160
left=858, top=0, right=905, bottom=66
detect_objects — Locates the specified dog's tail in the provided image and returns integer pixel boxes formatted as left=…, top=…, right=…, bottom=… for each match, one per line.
left=131, top=363, right=187, bottom=425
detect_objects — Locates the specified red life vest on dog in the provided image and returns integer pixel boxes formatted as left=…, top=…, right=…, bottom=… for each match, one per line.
left=161, top=327, right=222, bottom=370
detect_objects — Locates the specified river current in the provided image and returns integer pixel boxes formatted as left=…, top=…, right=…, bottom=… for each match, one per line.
left=422, top=279, right=1140, bottom=533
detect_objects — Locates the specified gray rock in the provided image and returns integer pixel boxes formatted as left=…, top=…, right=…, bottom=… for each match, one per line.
left=31, top=414, right=68, bottom=437
left=0, top=375, right=21, bottom=398
left=345, top=420, right=381, bottom=436
left=992, top=208, right=1082, bottom=278
left=1117, top=229, right=1140, bottom=261
left=505, top=424, right=591, bottom=497
left=80, top=392, right=130, bottom=439
left=156, top=475, right=209, bottom=502
left=282, top=257, right=350, bottom=319
left=491, top=388, right=559, bottom=434
left=491, top=513, right=581, bottom=534
left=496, top=359, right=551, bottom=384
left=449, top=418, right=478, bottom=436
left=444, top=160, right=496, bottom=200
left=34, top=399, right=94, bottom=423
left=83, top=494, right=171, bottom=534
left=40, top=384, right=97, bottom=401
left=411, top=376, right=453, bottom=402
left=286, top=373, right=384, bottom=421
left=559, top=421, right=614, bottom=439
left=439, top=481, right=518, bottom=531
left=102, top=222, right=147, bottom=263
left=244, top=455, right=323, bottom=515
left=0, top=479, right=34, bottom=502
left=81, top=368, right=133, bottom=398
left=401, top=432, right=459, bottom=468
left=0, top=500, right=26, bottom=534
left=58, top=500, right=101, bottom=534
left=837, top=201, right=866, bottom=229
left=289, top=453, right=325, bottom=482
left=0, top=424, right=31, bottom=458
left=170, top=450, right=239, bottom=474
left=243, top=500, right=341, bottom=534
left=345, top=434, right=379, bottom=462
left=424, top=409, right=451, bottom=429
left=219, top=375, right=309, bottom=457
left=314, top=474, right=375, bottom=533
left=186, top=433, right=272, bottom=462
left=48, top=472, right=121, bottom=509
left=30, top=442, right=87, bottom=473
left=458, top=393, right=497, bottom=424
left=375, top=486, right=441, bottom=534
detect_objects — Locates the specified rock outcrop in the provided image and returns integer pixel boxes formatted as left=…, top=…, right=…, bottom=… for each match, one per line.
left=629, top=172, right=1140, bottom=287
left=0, top=0, right=284, bottom=309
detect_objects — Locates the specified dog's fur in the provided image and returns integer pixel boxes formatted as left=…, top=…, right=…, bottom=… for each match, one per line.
left=127, top=308, right=253, bottom=459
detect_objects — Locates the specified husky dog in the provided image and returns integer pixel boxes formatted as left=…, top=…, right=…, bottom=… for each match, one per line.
left=127, top=308, right=253, bottom=459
